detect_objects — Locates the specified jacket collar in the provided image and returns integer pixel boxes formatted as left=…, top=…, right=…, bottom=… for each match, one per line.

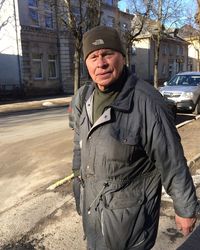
left=87, top=70, right=138, bottom=112
left=110, top=73, right=138, bottom=112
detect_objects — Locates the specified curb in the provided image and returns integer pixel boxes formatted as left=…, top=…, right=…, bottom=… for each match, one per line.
left=176, top=113, right=200, bottom=129
left=47, top=174, right=74, bottom=190
left=0, top=97, right=72, bottom=115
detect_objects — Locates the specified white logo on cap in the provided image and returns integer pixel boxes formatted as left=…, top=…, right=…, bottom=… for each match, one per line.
left=92, top=39, right=104, bottom=45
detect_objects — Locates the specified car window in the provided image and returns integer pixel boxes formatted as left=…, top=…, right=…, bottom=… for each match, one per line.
left=191, top=76, right=200, bottom=86
left=167, top=75, right=200, bottom=86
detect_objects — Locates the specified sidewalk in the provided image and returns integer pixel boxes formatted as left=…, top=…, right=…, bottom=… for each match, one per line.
left=0, top=96, right=72, bottom=114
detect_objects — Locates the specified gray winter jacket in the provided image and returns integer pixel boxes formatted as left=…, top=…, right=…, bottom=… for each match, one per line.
left=72, top=73, right=197, bottom=250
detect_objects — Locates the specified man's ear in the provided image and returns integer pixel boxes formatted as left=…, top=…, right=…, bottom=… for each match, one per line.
left=123, top=56, right=126, bottom=65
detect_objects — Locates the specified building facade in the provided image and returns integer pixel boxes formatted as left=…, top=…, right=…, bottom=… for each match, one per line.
left=0, top=0, right=134, bottom=97
left=1, top=1, right=196, bottom=97
left=133, top=32, right=189, bottom=85
left=178, top=25, right=200, bottom=72
left=19, top=0, right=62, bottom=95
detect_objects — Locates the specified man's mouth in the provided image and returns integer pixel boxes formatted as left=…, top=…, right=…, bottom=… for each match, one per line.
left=97, top=71, right=112, bottom=76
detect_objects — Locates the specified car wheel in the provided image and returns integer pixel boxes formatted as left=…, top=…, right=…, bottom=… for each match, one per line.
left=194, top=98, right=200, bottom=115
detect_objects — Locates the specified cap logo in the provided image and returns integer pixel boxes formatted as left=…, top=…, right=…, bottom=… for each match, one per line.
left=92, top=39, right=104, bottom=46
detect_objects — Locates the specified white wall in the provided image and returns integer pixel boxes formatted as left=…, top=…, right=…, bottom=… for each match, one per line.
left=0, top=0, right=22, bottom=87
left=134, top=38, right=151, bottom=81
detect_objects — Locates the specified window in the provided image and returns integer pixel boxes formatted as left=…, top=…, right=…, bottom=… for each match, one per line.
left=44, top=1, right=53, bottom=29
left=107, top=16, right=115, bottom=27
left=48, top=55, right=57, bottom=78
left=131, top=46, right=136, bottom=55
left=177, top=45, right=181, bottom=55
left=71, top=6, right=81, bottom=22
left=80, top=59, right=88, bottom=77
left=103, top=0, right=113, bottom=5
left=162, top=44, right=168, bottom=55
left=169, top=45, right=173, bottom=55
left=28, top=0, right=37, bottom=7
left=28, top=0, right=39, bottom=26
left=162, top=64, right=166, bottom=75
left=121, top=22, right=128, bottom=31
left=180, top=46, right=183, bottom=55
left=45, top=13, right=53, bottom=28
left=176, top=61, right=183, bottom=73
left=32, top=53, right=43, bottom=79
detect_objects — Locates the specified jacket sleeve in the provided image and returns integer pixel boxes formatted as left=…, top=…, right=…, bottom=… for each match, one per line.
left=140, top=92, right=197, bottom=218
left=72, top=87, right=85, bottom=176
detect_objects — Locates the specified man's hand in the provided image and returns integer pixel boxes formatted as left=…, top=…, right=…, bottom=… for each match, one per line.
left=175, top=214, right=196, bottom=236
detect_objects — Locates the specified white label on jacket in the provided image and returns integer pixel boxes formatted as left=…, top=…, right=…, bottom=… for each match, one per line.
left=80, top=140, right=82, bottom=149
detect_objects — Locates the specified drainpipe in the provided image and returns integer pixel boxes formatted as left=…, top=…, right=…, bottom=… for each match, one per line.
left=13, top=0, right=23, bottom=95
left=196, top=49, right=200, bottom=71
left=54, top=0, right=63, bottom=93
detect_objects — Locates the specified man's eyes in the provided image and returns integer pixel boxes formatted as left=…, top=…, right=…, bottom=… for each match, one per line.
left=90, top=55, right=98, bottom=59
left=89, top=52, right=114, bottom=60
left=103, top=52, right=115, bottom=57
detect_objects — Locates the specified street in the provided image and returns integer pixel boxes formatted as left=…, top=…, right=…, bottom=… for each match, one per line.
left=0, top=108, right=73, bottom=213
left=0, top=108, right=199, bottom=250
left=0, top=107, right=85, bottom=250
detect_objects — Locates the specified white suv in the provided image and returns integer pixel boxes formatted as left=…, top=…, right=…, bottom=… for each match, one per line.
left=159, top=71, right=200, bottom=114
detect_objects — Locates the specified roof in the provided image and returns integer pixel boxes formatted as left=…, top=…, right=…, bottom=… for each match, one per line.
left=178, top=25, right=200, bottom=38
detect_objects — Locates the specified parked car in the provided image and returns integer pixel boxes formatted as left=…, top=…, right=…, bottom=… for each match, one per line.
left=159, top=71, right=200, bottom=114
left=164, top=97, right=177, bottom=120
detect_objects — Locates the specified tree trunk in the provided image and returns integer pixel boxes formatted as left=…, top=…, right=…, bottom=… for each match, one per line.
left=154, top=38, right=160, bottom=89
left=73, top=48, right=81, bottom=94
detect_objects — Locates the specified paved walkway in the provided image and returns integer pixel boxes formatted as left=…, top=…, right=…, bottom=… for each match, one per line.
left=178, top=118, right=200, bottom=171
left=0, top=96, right=72, bottom=114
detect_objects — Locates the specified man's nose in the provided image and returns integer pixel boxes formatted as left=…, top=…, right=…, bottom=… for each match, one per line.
left=96, top=56, right=107, bottom=68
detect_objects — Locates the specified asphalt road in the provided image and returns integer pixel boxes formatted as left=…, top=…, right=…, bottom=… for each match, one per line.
left=0, top=108, right=199, bottom=250
left=0, top=107, right=73, bottom=213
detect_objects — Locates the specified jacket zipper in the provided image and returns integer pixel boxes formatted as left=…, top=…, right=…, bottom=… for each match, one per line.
left=87, top=182, right=109, bottom=215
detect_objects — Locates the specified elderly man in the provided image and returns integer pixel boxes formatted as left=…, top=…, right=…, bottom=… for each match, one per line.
left=72, top=26, right=197, bottom=250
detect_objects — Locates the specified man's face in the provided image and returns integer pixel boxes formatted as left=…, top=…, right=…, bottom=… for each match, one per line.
left=85, top=49, right=125, bottom=91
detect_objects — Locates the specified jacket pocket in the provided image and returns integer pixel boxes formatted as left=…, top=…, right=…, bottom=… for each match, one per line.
left=100, top=184, right=147, bottom=250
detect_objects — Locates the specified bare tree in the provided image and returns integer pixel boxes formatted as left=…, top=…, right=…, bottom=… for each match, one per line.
left=146, top=0, right=184, bottom=88
left=0, top=0, right=11, bottom=32
left=54, top=0, right=101, bottom=93
left=194, top=0, right=200, bottom=70
left=179, top=2, right=200, bottom=72
left=195, top=0, right=200, bottom=25
left=121, top=0, right=152, bottom=67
